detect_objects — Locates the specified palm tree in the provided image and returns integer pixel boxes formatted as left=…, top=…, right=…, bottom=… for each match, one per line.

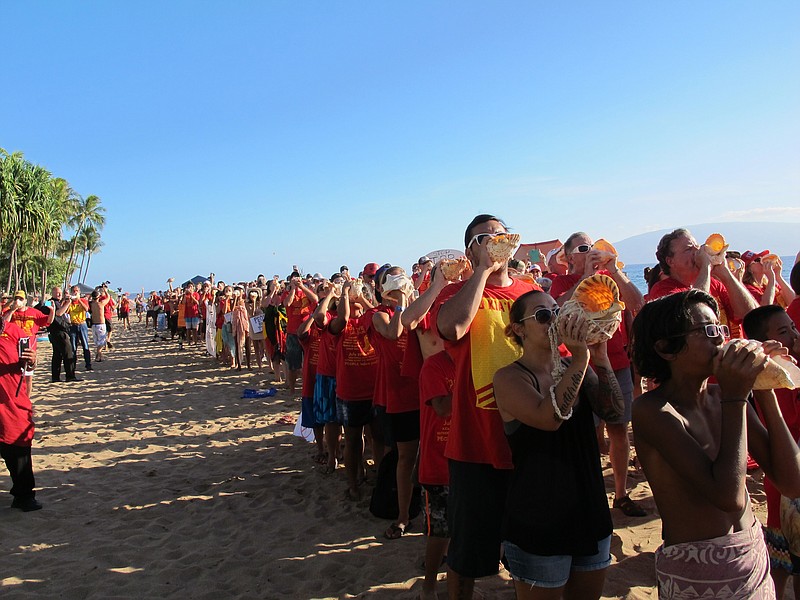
left=64, top=194, right=105, bottom=287
left=80, top=226, right=104, bottom=284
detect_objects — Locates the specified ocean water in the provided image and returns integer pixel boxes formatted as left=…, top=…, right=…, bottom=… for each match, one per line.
left=625, top=257, right=795, bottom=295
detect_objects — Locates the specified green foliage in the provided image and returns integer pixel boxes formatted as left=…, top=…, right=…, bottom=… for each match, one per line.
left=0, top=148, right=106, bottom=297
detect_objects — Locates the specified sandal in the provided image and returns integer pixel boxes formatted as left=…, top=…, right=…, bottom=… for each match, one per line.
left=613, top=495, right=647, bottom=517
left=384, top=521, right=412, bottom=540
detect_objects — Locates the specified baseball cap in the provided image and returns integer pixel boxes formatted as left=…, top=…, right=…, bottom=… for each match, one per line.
left=14, top=290, right=26, bottom=300
left=741, top=250, right=769, bottom=265
left=363, top=263, right=379, bottom=277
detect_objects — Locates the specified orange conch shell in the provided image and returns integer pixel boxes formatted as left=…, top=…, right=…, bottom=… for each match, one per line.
left=762, top=253, right=781, bottom=266
left=440, top=256, right=470, bottom=282
left=487, top=233, right=520, bottom=264
left=703, top=233, right=729, bottom=266
left=558, top=274, right=625, bottom=344
left=594, top=238, right=625, bottom=270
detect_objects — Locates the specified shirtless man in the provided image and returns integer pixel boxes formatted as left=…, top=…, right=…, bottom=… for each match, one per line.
left=632, top=290, right=800, bottom=598
left=89, top=289, right=110, bottom=362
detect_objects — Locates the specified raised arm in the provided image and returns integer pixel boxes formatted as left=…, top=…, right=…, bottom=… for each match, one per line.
left=402, top=262, right=449, bottom=331
left=712, top=264, right=758, bottom=318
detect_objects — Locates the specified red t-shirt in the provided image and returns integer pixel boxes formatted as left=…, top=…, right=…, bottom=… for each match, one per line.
left=418, top=351, right=454, bottom=486
left=787, top=298, right=800, bottom=329
left=100, top=294, right=115, bottom=320
left=432, top=277, right=537, bottom=469
left=283, top=290, right=317, bottom=335
left=119, top=297, right=131, bottom=314
left=9, top=308, right=48, bottom=338
left=648, top=276, right=737, bottom=330
left=364, top=305, right=420, bottom=414
left=183, top=292, right=201, bottom=318
left=316, top=313, right=338, bottom=378
left=299, top=326, right=321, bottom=399
left=0, top=322, right=35, bottom=446
left=549, top=271, right=630, bottom=371
left=334, top=317, right=377, bottom=401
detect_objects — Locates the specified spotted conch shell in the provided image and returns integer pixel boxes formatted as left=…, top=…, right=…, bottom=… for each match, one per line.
left=487, top=233, right=520, bottom=264
left=559, top=274, right=625, bottom=344
left=720, top=340, right=800, bottom=390
left=703, top=233, right=728, bottom=266
left=440, top=256, right=470, bottom=282
left=594, top=238, right=625, bottom=270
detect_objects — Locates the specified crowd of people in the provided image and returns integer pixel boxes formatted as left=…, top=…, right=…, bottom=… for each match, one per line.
left=2, top=215, right=800, bottom=599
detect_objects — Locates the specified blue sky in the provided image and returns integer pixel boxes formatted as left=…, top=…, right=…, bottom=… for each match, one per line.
left=2, top=2, right=798, bottom=291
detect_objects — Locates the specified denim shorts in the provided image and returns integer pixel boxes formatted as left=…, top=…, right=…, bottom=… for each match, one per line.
left=502, top=535, right=612, bottom=588
left=184, top=317, right=200, bottom=329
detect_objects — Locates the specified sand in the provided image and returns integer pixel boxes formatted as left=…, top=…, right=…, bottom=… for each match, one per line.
left=0, top=321, right=782, bottom=599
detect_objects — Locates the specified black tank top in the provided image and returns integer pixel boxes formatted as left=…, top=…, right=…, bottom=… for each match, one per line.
left=502, top=360, right=613, bottom=556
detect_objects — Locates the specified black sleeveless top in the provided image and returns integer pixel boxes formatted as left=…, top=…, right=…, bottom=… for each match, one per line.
left=502, top=360, right=613, bottom=556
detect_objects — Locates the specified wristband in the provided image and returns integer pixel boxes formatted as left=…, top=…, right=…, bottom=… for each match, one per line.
left=395, top=305, right=404, bottom=313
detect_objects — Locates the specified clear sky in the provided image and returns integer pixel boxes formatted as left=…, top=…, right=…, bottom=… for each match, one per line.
left=3, top=2, right=798, bottom=292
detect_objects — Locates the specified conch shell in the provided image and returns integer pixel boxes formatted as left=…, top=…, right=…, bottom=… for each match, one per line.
left=720, top=340, right=800, bottom=390
left=440, top=256, right=470, bottom=282
left=762, top=253, right=781, bottom=266
left=348, top=278, right=365, bottom=300
left=381, top=273, right=414, bottom=297
left=703, top=233, right=728, bottom=266
left=594, top=238, right=625, bottom=270
left=487, top=233, right=520, bottom=264
left=558, top=274, right=625, bottom=344
left=754, top=354, right=800, bottom=390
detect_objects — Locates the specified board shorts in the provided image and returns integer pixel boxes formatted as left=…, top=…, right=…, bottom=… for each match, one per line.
left=285, top=333, right=303, bottom=370
left=185, top=317, right=200, bottom=329
left=313, top=374, right=337, bottom=425
left=422, top=484, right=449, bottom=538
left=336, top=398, right=372, bottom=428
left=92, top=324, right=107, bottom=348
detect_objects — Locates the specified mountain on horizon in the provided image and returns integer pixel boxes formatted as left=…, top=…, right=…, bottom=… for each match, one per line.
left=613, top=222, right=798, bottom=265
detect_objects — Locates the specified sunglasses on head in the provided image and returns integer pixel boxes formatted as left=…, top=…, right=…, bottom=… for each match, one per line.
left=518, top=307, right=560, bottom=324
left=467, top=232, right=504, bottom=249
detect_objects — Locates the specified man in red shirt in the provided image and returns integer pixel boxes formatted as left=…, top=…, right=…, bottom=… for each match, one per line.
left=433, top=214, right=538, bottom=598
left=549, top=232, right=646, bottom=517
left=3, top=291, right=53, bottom=396
left=648, top=229, right=757, bottom=327
left=182, top=283, right=202, bottom=346
left=0, top=318, right=42, bottom=511
left=282, top=272, right=318, bottom=395
left=97, top=284, right=116, bottom=349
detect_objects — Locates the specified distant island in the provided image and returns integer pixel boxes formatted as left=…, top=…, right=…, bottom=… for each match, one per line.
left=613, top=222, right=798, bottom=264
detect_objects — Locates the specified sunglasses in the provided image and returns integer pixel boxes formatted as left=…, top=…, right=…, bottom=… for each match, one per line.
left=570, top=244, right=592, bottom=255
left=671, top=324, right=730, bottom=339
left=467, top=231, right=504, bottom=249
left=518, top=307, right=560, bottom=324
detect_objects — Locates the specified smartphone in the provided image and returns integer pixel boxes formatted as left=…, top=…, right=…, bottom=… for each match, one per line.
left=18, top=337, right=31, bottom=358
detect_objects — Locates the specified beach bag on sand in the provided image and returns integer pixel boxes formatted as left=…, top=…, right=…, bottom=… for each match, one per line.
left=369, top=448, right=421, bottom=520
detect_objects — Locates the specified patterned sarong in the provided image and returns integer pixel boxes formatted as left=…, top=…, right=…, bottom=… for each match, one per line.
left=655, top=519, right=775, bottom=599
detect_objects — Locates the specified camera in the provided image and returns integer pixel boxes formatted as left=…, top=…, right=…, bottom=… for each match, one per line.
left=18, top=337, right=31, bottom=359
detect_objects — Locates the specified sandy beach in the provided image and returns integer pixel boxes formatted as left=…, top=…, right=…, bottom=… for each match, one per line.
left=0, top=321, right=782, bottom=600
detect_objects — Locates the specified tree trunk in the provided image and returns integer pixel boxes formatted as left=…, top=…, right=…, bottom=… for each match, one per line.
left=64, top=221, right=84, bottom=288
left=6, top=241, right=17, bottom=292
left=83, top=253, right=93, bottom=284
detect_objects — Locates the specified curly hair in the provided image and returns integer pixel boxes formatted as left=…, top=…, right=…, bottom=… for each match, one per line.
left=655, top=228, right=691, bottom=277
left=631, top=289, right=718, bottom=384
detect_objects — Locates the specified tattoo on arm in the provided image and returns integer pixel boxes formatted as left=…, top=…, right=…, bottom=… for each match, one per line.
left=591, top=366, right=625, bottom=421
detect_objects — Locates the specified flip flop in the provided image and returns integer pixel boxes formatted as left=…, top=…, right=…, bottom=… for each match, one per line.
left=384, top=521, right=412, bottom=540
left=613, top=495, right=647, bottom=517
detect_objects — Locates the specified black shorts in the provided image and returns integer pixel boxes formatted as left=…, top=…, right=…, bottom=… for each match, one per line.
left=387, top=409, right=420, bottom=443
left=447, top=459, right=511, bottom=579
left=336, top=398, right=372, bottom=428
left=105, top=319, right=113, bottom=332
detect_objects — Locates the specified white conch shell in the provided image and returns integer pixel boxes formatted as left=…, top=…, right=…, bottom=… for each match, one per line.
left=381, top=273, right=414, bottom=297
left=720, top=340, right=800, bottom=390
